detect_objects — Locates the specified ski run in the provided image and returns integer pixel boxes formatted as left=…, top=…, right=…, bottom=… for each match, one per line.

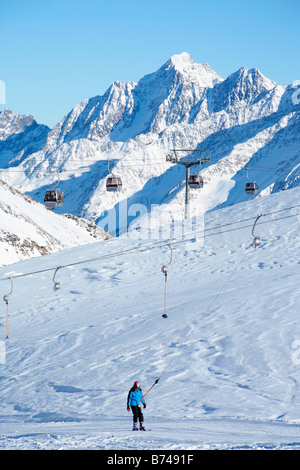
left=0, top=185, right=300, bottom=449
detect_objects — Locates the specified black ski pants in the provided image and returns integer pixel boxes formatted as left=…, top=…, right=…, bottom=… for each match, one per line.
left=130, top=405, right=144, bottom=423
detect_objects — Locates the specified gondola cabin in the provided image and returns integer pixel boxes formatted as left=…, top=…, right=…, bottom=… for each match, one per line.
left=106, top=176, right=122, bottom=192
left=44, top=189, right=64, bottom=208
left=188, top=174, right=203, bottom=189
left=245, top=181, right=258, bottom=195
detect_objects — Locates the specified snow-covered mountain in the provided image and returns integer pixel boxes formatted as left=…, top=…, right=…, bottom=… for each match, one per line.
left=1, top=52, right=300, bottom=237
left=0, top=109, right=50, bottom=168
left=0, top=179, right=110, bottom=267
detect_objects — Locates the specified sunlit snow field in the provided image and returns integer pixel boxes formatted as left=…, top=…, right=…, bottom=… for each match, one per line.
left=0, top=187, right=300, bottom=449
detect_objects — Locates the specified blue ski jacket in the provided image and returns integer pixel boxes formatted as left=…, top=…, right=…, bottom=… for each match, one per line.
left=128, top=387, right=145, bottom=407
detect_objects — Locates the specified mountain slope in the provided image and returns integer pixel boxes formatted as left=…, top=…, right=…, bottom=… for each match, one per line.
left=0, top=186, right=300, bottom=449
left=0, top=179, right=110, bottom=266
left=1, top=53, right=300, bottom=237
left=0, top=109, right=50, bottom=168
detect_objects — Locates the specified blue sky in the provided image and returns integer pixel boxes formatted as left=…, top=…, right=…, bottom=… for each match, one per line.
left=1, top=0, right=299, bottom=128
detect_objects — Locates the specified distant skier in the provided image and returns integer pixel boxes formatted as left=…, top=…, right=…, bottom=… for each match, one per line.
left=127, top=380, right=147, bottom=430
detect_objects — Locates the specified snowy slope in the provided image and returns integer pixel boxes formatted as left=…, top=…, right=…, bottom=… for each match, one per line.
left=0, top=187, right=300, bottom=449
left=0, top=179, right=110, bottom=266
left=1, top=53, right=300, bottom=238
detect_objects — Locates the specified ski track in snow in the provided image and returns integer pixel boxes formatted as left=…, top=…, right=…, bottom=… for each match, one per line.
left=0, top=188, right=300, bottom=449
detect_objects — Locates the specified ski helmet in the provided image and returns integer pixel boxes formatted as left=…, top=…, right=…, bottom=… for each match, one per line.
left=134, top=381, right=140, bottom=388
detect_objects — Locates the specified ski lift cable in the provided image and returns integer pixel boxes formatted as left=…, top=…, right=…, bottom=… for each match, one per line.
left=0, top=204, right=298, bottom=396
left=1, top=213, right=291, bottom=343
left=0, top=239, right=178, bottom=283
left=0, top=208, right=299, bottom=285
left=0, top=159, right=295, bottom=177
left=1, top=209, right=299, bottom=380
left=150, top=209, right=285, bottom=388
left=0, top=205, right=300, bottom=281
left=151, top=208, right=267, bottom=387
left=179, top=202, right=300, bottom=240
left=0, top=159, right=172, bottom=168
left=161, top=244, right=173, bottom=319
left=142, top=243, right=252, bottom=395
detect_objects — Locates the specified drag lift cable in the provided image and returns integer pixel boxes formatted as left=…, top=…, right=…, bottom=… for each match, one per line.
left=161, top=244, right=173, bottom=318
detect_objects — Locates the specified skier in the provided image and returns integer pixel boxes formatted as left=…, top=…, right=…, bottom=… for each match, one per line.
left=127, top=380, right=147, bottom=430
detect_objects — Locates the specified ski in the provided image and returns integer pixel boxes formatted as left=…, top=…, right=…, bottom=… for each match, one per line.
left=132, top=428, right=151, bottom=431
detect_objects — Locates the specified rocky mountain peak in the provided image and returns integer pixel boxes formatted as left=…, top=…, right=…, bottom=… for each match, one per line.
left=0, top=109, right=36, bottom=140
left=0, top=53, right=298, bottom=240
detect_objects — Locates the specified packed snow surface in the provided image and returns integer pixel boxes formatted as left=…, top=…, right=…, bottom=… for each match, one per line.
left=0, top=187, right=300, bottom=449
